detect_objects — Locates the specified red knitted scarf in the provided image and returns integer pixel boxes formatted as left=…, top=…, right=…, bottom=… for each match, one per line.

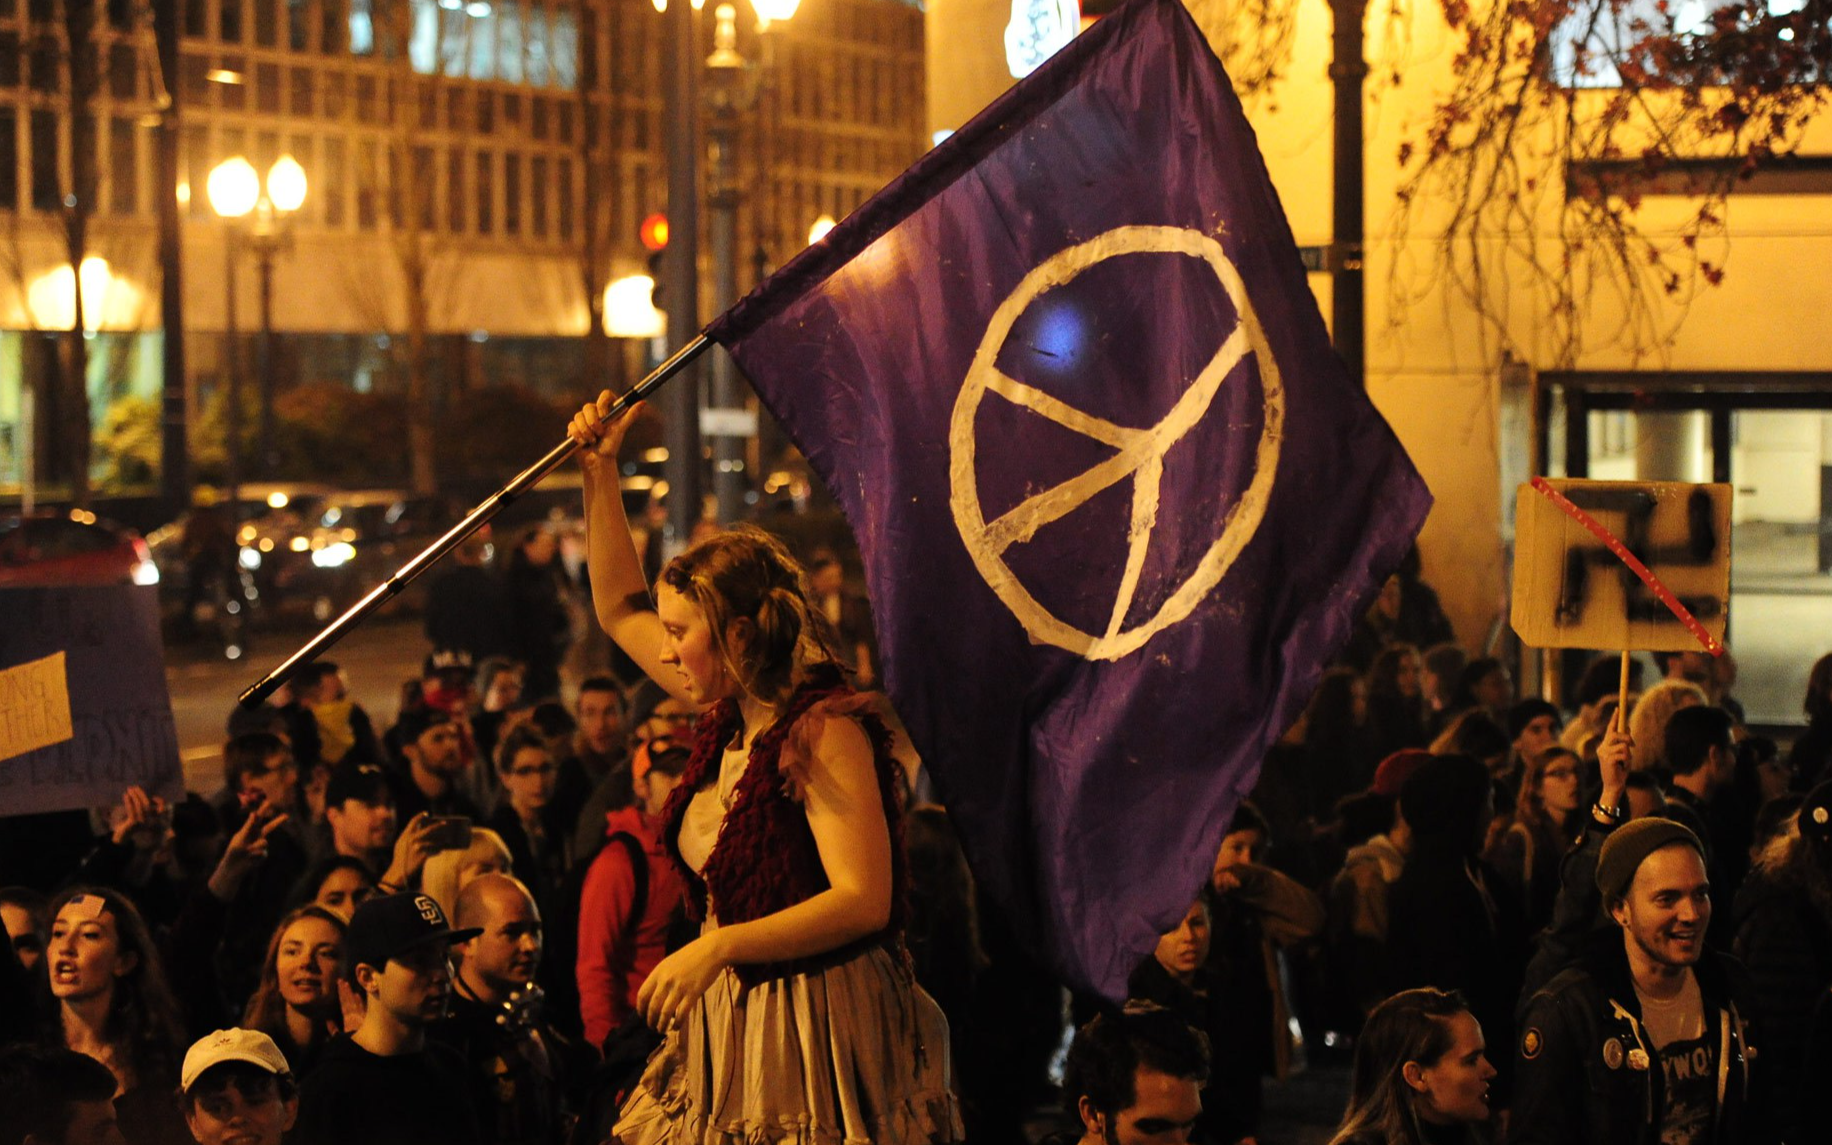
left=659, top=668, right=907, bottom=986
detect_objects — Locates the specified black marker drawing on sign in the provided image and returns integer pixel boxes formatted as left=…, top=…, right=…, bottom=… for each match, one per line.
left=1556, top=487, right=1721, bottom=627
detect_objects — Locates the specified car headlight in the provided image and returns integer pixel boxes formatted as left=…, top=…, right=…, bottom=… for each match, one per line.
left=312, top=542, right=357, bottom=568
left=238, top=547, right=262, bottom=571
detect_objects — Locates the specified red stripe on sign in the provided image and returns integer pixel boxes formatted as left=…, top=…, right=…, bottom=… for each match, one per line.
left=1528, top=477, right=1723, bottom=657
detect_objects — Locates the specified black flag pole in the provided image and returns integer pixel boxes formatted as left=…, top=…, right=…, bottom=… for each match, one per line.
left=237, top=334, right=712, bottom=710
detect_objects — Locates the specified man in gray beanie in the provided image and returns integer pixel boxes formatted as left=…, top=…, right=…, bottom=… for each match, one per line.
left=1511, top=816, right=1771, bottom=1144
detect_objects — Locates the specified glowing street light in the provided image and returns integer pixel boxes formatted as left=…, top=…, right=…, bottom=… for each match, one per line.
left=267, top=155, right=308, bottom=213
left=210, top=155, right=308, bottom=487
left=206, top=157, right=260, bottom=219
left=808, top=214, right=836, bottom=244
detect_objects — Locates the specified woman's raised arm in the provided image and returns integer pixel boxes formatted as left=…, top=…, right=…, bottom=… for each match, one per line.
left=569, top=392, right=689, bottom=702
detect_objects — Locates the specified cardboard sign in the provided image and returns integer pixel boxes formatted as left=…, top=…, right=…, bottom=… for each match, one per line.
left=1512, top=479, right=1731, bottom=652
left=0, top=586, right=183, bottom=817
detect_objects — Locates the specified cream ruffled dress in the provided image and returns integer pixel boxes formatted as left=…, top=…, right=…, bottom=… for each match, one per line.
left=612, top=771, right=963, bottom=1145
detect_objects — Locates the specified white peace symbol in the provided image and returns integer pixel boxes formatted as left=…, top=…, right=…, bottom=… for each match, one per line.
left=947, top=225, right=1285, bottom=661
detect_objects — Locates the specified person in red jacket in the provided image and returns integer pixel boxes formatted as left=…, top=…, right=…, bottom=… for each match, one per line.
left=576, top=740, right=692, bottom=1049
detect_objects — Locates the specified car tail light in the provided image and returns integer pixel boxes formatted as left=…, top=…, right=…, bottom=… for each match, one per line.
left=131, top=537, right=160, bottom=586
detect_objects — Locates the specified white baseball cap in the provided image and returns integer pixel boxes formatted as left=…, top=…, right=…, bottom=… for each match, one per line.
left=181, top=1028, right=292, bottom=1093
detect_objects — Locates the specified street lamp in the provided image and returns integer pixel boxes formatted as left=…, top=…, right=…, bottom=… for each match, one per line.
left=209, top=154, right=306, bottom=487
left=702, top=0, right=790, bottom=524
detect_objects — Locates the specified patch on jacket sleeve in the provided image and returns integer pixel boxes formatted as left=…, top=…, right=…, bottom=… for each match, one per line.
left=1522, top=1028, right=1543, bottom=1059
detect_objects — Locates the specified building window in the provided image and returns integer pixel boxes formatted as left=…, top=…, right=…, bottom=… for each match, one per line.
left=28, top=34, right=57, bottom=95
left=289, top=65, right=313, bottom=114
left=503, top=150, right=519, bottom=235
left=186, top=0, right=208, bottom=38
left=323, top=69, right=345, bottom=116
left=475, top=88, right=493, bottom=133
left=257, top=61, right=281, bottom=111
left=323, top=134, right=346, bottom=224
left=530, top=153, right=547, bottom=236
left=356, top=137, right=378, bottom=228
left=221, top=53, right=247, bottom=110
left=414, top=144, right=434, bottom=229
left=0, top=110, right=16, bottom=211
left=107, top=42, right=136, bottom=100
left=288, top=0, right=311, bottom=49
left=349, top=0, right=372, bottom=54
left=446, top=146, right=463, bottom=232
left=256, top=0, right=278, bottom=46
left=222, top=0, right=244, bottom=43
left=109, top=116, right=135, bottom=214
left=321, top=0, right=343, bottom=53
left=556, top=153, right=571, bottom=239
left=183, top=123, right=208, bottom=216
left=475, top=148, right=492, bottom=233
left=29, top=109, right=58, bottom=212
left=355, top=72, right=377, bottom=121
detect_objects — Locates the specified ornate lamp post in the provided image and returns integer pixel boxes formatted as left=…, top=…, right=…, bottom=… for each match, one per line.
left=209, top=154, right=306, bottom=486
left=703, top=0, right=795, bottom=524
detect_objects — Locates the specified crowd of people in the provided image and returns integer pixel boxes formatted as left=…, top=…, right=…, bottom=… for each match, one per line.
left=7, top=406, right=1832, bottom=1145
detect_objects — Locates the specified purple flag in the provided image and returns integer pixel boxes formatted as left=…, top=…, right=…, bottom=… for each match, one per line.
left=707, top=0, right=1431, bottom=999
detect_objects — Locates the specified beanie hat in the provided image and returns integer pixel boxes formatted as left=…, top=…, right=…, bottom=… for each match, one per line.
left=1372, top=750, right=1432, bottom=798
left=1799, top=781, right=1832, bottom=849
left=1595, top=817, right=1705, bottom=902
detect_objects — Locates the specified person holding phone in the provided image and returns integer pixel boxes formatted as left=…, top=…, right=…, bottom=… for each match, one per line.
left=568, top=396, right=961, bottom=1145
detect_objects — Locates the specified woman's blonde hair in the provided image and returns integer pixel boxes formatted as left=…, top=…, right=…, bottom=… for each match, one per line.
left=1627, top=679, right=1708, bottom=772
left=659, top=525, right=837, bottom=705
left=421, top=827, right=512, bottom=920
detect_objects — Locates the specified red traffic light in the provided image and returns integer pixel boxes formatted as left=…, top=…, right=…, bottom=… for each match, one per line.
left=640, top=213, right=669, bottom=252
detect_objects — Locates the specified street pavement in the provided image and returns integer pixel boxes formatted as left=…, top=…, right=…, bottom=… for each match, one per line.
left=163, top=615, right=431, bottom=793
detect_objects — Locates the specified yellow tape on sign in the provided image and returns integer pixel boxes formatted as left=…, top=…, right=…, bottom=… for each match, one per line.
left=0, top=651, right=75, bottom=762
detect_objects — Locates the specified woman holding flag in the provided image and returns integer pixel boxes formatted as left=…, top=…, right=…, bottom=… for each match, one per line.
left=568, top=394, right=962, bottom=1145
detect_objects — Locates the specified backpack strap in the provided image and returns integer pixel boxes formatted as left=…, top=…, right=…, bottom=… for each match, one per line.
left=605, top=831, right=649, bottom=950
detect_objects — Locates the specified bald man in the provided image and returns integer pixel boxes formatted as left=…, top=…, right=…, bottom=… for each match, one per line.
left=430, top=874, right=572, bottom=1143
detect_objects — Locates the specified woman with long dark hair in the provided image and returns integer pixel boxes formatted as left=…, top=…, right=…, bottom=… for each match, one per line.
left=1304, top=667, right=1374, bottom=819
left=43, top=886, right=188, bottom=1144
left=1485, top=746, right=1582, bottom=934
left=1789, top=652, right=1832, bottom=790
left=1330, top=987, right=1495, bottom=1145
left=569, top=395, right=961, bottom=1145
left=1366, top=643, right=1428, bottom=760
left=242, top=905, right=346, bottom=1079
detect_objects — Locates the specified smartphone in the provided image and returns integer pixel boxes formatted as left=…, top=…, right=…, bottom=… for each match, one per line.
left=423, top=815, right=473, bottom=852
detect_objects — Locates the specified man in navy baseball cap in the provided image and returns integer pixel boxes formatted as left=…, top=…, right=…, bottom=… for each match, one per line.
left=293, top=894, right=483, bottom=1145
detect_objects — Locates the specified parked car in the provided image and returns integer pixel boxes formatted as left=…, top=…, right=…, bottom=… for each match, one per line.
left=145, top=483, right=337, bottom=591
left=247, top=489, right=462, bottom=620
left=0, top=510, right=160, bottom=588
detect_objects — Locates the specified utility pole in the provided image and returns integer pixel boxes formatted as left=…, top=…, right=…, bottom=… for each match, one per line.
left=662, top=0, right=703, bottom=549
left=153, top=0, right=187, bottom=513
left=704, top=4, right=747, bottom=525
left=61, top=0, right=100, bottom=506
left=1330, top=0, right=1367, bottom=387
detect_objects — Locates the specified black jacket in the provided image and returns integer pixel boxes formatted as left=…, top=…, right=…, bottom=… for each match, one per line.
left=1732, top=867, right=1832, bottom=1143
left=1512, top=940, right=1769, bottom=1145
